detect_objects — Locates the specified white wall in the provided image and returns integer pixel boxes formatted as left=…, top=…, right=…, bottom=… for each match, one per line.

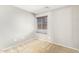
left=50, top=7, right=73, bottom=47
left=48, top=12, right=55, bottom=41
left=72, top=6, right=79, bottom=49
left=36, top=6, right=79, bottom=49
left=48, top=6, right=79, bottom=49
left=0, top=6, right=35, bottom=49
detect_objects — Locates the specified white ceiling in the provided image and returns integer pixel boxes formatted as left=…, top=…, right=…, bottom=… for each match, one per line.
left=15, top=5, right=67, bottom=14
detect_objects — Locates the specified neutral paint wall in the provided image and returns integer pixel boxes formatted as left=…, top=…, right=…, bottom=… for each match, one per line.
left=72, top=6, right=79, bottom=49
left=48, top=6, right=79, bottom=49
left=51, top=7, right=73, bottom=47
left=36, top=6, right=79, bottom=49
left=48, top=12, right=55, bottom=41
left=0, top=6, right=35, bottom=49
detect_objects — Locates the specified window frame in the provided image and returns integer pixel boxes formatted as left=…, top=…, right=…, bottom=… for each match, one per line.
left=36, top=16, right=47, bottom=34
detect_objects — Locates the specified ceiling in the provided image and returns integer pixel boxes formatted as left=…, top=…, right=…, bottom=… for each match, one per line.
left=15, top=5, right=67, bottom=14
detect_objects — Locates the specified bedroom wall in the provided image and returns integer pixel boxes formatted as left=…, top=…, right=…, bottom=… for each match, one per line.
left=49, top=6, right=73, bottom=47
left=72, top=6, right=79, bottom=49
left=0, top=6, right=35, bottom=49
left=36, top=6, right=79, bottom=49
left=48, top=6, right=79, bottom=49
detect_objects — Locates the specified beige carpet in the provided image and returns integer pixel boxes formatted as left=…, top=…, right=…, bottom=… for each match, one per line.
left=2, top=39, right=79, bottom=53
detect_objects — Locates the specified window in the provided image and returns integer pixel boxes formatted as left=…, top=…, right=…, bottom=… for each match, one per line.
left=37, top=16, right=47, bottom=32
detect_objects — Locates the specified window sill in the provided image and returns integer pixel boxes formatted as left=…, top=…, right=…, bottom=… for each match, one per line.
left=36, top=30, right=47, bottom=34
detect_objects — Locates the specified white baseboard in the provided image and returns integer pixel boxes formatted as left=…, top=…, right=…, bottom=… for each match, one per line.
left=38, top=38, right=79, bottom=51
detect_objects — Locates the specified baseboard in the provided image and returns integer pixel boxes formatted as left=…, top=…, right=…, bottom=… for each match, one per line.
left=38, top=39, right=79, bottom=52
